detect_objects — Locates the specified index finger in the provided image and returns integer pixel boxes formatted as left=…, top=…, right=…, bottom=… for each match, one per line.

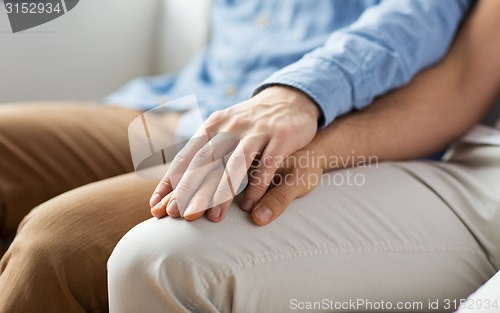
left=149, top=126, right=211, bottom=207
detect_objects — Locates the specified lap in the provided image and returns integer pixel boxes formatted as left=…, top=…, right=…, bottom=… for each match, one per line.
left=0, top=102, right=178, bottom=311
left=0, top=172, right=158, bottom=312
left=0, top=102, right=142, bottom=238
left=109, top=143, right=500, bottom=312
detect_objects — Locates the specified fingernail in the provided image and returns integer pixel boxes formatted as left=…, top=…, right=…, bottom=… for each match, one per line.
left=167, top=199, right=177, bottom=213
left=208, top=206, right=221, bottom=219
left=150, top=193, right=162, bottom=207
left=255, top=205, right=273, bottom=223
left=183, top=202, right=196, bottom=217
left=241, top=199, right=254, bottom=212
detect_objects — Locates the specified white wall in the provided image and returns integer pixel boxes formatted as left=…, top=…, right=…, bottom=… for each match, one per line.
left=0, top=0, right=210, bottom=103
left=153, top=0, right=210, bottom=75
left=0, top=0, right=150, bottom=102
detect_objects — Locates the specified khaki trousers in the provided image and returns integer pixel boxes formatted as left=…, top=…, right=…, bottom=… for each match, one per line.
left=107, top=143, right=500, bottom=313
left=0, top=103, right=175, bottom=312
left=0, top=103, right=499, bottom=312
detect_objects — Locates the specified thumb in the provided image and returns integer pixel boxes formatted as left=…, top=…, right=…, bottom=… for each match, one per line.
left=251, top=182, right=299, bottom=226
left=251, top=167, right=323, bottom=226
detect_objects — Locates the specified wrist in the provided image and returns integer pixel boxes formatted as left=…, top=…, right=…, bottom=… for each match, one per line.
left=256, top=85, right=322, bottom=123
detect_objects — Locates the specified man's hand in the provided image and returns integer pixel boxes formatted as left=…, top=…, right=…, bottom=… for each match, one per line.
left=249, top=149, right=324, bottom=225
left=150, top=85, right=320, bottom=221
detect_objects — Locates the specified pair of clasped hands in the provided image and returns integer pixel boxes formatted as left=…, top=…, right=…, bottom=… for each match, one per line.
left=150, top=86, right=323, bottom=226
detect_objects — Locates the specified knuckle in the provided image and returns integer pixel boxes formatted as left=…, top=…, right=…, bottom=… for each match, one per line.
left=229, top=150, right=247, bottom=166
left=207, top=110, right=226, bottom=125
left=249, top=174, right=270, bottom=192
left=226, top=119, right=244, bottom=132
left=173, top=150, right=188, bottom=165
left=159, top=177, right=171, bottom=189
left=253, top=182, right=269, bottom=193
left=194, top=146, right=212, bottom=163
left=175, top=181, right=191, bottom=194
left=270, top=188, right=291, bottom=206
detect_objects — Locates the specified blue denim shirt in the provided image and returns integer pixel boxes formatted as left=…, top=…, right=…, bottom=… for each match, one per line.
left=107, top=0, right=471, bottom=138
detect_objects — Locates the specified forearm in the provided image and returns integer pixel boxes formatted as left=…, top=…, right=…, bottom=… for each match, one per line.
left=308, top=0, right=500, bottom=170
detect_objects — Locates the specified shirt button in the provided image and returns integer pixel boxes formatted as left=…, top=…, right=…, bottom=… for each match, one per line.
left=255, top=16, right=268, bottom=29
left=225, top=85, right=236, bottom=98
left=225, top=85, right=236, bottom=97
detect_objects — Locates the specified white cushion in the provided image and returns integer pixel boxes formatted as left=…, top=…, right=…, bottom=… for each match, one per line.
left=456, top=271, right=500, bottom=313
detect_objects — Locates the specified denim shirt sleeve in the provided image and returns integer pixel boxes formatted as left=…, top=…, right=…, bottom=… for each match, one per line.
left=255, top=0, right=472, bottom=127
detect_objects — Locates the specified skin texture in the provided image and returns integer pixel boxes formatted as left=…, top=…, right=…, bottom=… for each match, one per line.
left=152, top=0, right=500, bottom=225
